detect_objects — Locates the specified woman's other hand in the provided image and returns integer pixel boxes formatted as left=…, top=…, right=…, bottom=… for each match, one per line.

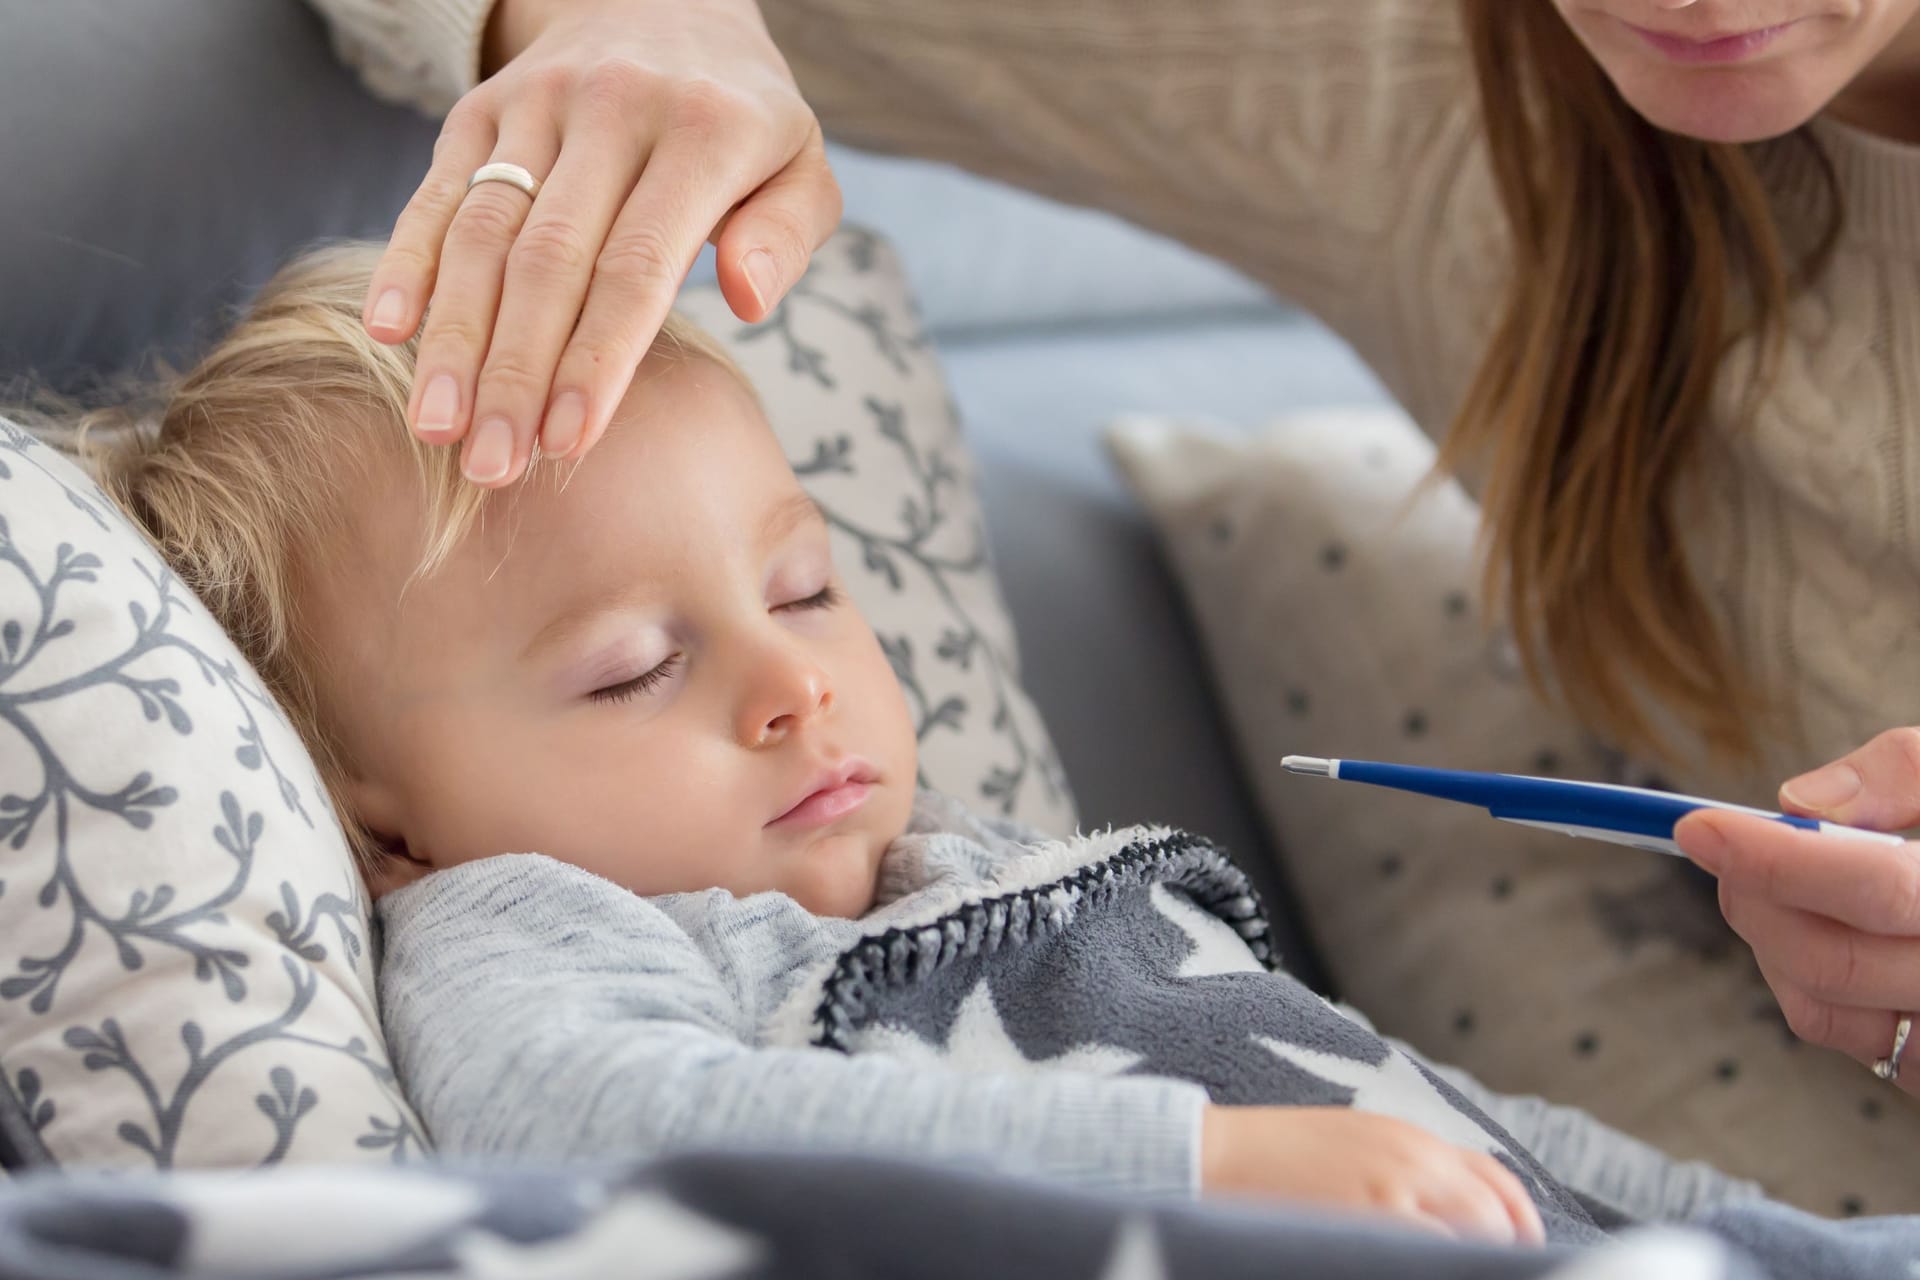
left=1677, top=729, right=1920, bottom=1096
left=361, top=0, right=841, bottom=486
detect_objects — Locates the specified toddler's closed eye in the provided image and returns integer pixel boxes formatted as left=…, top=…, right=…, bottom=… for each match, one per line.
left=778, top=585, right=840, bottom=613
left=590, top=654, right=682, bottom=705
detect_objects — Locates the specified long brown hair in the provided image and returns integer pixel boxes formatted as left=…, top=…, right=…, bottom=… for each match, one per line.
left=1448, top=2, right=1840, bottom=763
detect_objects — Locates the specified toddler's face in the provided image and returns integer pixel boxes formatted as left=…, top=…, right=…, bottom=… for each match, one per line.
left=311, top=355, right=919, bottom=917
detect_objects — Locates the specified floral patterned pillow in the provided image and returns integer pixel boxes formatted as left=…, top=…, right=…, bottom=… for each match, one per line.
left=678, top=227, right=1074, bottom=831
left=0, top=426, right=423, bottom=1171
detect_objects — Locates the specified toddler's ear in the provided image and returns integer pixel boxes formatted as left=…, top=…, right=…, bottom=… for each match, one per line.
left=343, top=775, right=430, bottom=899
left=365, top=840, right=434, bottom=900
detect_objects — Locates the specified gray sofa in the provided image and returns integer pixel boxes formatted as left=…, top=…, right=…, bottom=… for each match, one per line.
left=0, top=0, right=1394, bottom=994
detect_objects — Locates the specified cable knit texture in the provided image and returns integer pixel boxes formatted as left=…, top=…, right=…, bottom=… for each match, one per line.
left=308, top=0, right=493, bottom=116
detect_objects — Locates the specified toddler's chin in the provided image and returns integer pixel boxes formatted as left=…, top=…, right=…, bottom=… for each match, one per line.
left=786, top=829, right=888, bottom=919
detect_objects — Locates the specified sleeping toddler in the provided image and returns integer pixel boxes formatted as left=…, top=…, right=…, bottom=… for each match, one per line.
left=77, top=242, right=1868, bottom=1262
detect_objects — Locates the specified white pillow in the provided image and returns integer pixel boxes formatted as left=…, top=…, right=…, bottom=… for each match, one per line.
left=0, top=424, right=423, bottom=1170
left=1108, top=407, right=1920, bottom=1217
left=680, top=227, right=1075, bottom=832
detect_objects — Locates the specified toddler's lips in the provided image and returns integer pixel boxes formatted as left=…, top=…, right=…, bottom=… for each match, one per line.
left=769, top=779, right=873, bottom=829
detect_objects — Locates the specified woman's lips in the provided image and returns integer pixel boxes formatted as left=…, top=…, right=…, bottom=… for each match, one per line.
left=769, top=779, right=873, bottom=829
left=1624, top=19, right=1799, bottom=64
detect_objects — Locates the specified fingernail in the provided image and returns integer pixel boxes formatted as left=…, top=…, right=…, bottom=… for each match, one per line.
left=416, top=375, right=460, bottom=437
left=464, top=417, right=515, bottom=484
left=370, top=288, right=407, bottom=334
left=1678, top=813, right=1727, bottom=873
left=743, top=249, right=779, bottom=312
left=1783, top=762, right=1862, bottom=813
left=541, top=392, right=587, bottom=458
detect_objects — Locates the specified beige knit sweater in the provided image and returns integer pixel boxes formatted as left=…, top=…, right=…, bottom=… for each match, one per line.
left=311, top=0, right=1920, bottom=804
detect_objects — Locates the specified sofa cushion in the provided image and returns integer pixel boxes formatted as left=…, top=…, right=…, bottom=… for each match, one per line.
left=824, top=147, right=1280, bottom=337
left=0, top=0, right=437, bottom=395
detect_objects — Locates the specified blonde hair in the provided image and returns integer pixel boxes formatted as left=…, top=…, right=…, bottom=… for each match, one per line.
left=1448, top=1, right=1841, bottom=765
left=50, top=240, right=752, bottom=871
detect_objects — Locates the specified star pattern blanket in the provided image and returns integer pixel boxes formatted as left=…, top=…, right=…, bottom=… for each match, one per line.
left=775, top=825, right=1608, bottom=1244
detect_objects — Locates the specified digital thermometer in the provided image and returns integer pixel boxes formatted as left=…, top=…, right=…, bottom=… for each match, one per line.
left=1279, top=756, right=1906, bottom=856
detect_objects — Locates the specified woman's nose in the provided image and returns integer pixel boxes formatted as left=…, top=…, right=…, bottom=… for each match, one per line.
left=737, top=647, right=834, bottom=748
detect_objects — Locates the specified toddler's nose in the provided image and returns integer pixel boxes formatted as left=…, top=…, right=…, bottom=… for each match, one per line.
left=740, top=658, right=833, bottom=747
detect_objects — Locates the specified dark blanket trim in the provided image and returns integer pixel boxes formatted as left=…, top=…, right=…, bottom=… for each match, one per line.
left=811, top=832, right=1274, bottom=1052
left=0, top=1066, right=53, bottom=1172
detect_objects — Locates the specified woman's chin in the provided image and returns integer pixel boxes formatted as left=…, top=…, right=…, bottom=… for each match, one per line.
left=1612, top=71, right=1830, bottom=144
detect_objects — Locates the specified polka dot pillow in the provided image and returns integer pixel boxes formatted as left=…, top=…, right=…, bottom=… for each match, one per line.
left=1107, top=406, right=1920, bottom=1217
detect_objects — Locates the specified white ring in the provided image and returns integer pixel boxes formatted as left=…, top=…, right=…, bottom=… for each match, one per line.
left=465, top=162, right=542, bottom=200
left=1872, top=1014, right=1913, bottom=1082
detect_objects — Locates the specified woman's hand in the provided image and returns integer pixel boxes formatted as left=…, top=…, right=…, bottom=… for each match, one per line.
left=1199, top=1105, right=1544, bottom=1245
left=361, top=0, right=842, bottom=486
left=1676, top=729, right=1920, bottom=1094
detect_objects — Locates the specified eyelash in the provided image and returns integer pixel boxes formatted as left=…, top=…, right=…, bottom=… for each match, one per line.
left=589, top=654, right=682, bottom=705
left=783, top=585, right=840, bottom=613
left=587, top=586, right=841, bottom=705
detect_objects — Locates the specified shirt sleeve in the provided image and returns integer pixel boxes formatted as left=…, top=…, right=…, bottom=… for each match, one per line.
left=379, top=854, right=1208, bottom=1198
left=305, top=0, right=495, bottom=116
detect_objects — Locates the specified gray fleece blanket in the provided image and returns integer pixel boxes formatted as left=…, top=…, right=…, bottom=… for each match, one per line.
left=0, top=1150, right=1906, bottom=1280
left=773, top=824, right=1917, bottom=1275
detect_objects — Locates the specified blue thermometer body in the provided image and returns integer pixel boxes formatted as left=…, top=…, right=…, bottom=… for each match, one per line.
left=1279, top=756, right=1906, bottom=856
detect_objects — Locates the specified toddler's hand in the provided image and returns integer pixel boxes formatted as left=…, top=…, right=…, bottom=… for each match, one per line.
left=1199, top=1105, right=1545, bottom=1246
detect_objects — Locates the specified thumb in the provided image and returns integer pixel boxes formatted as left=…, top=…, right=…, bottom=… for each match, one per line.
left=1779, top=728, right=1920, bottom=831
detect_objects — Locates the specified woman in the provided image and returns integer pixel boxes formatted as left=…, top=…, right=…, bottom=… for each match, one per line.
left=307, top=0, right=1920, bottom=1095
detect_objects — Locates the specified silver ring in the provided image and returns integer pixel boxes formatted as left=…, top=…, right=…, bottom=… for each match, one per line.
left=1872, top=1014, right=1913, bottom=1082
left=465, top=162, right=542, bottom=200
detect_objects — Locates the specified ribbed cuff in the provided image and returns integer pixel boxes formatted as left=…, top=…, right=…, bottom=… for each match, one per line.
left=413, top=0, right=498, bottom=105
left=1028, top=1075, right=1208, bottom=1200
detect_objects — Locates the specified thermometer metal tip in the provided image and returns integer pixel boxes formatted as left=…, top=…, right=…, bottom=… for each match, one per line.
left=1281, top=755, right=1335, bottom=777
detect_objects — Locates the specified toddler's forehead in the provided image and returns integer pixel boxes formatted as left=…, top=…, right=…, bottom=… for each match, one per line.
left=296, top=434, right=433, bottom=613
left=312, top=358, right=783, bottom=594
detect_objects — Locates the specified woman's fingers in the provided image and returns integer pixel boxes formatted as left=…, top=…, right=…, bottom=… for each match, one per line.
left=538, top=136, right=762, bottom=464
left=407, top=115, right=563, bottom=460
left=1754, top=968, right=1904, bottom=1070
left=1779, top=727, right=1920, bottom=830
left=1684, top=802, right=1920, bottom=1089
left=364, top=99, right=499, bottom=347
left=712, top=128, right=843, bottom=324
left=1719, top=881, right=1920, bottom=1010
left=1676, top=809, right=1920, bottom=936
left=464, top=121, right=646, bottom=485
left=373, top=0, right=842, bottom=477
